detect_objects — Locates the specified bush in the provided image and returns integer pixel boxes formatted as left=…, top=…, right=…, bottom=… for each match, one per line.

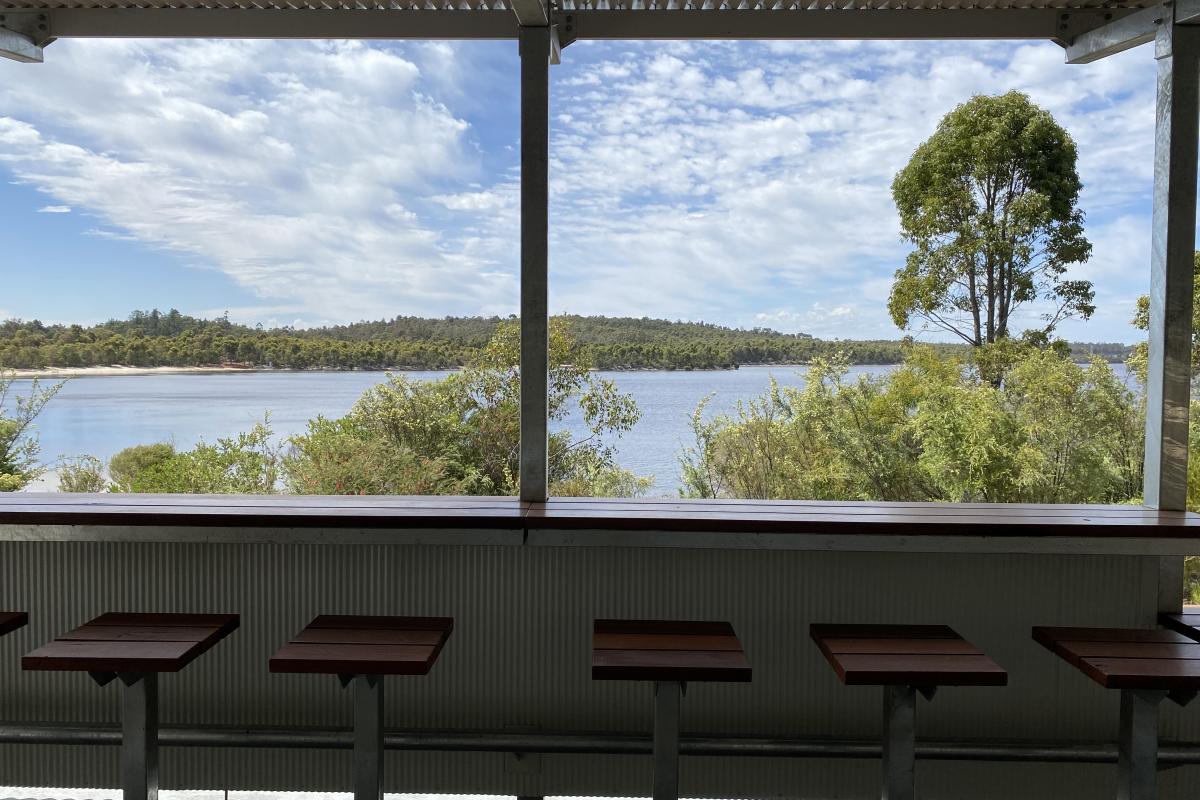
left=57, top=456, right=108, bottom=493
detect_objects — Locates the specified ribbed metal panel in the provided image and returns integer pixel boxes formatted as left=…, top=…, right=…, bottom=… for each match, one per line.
left=0, top=540, right=1192, bottom=797
left=0, top=0, right=1150, bottom=11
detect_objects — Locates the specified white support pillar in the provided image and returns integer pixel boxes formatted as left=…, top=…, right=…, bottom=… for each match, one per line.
left=519, top=25, right=551, bottom=502
left=1144, top=12, right=1199, bottom=613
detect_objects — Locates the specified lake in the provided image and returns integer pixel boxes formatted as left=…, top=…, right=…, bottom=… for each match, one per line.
left=12, top=363, right=1132, bottom=496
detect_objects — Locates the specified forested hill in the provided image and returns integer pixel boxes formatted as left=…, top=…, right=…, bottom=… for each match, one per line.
left=0, top=310, right=1133, bottom=372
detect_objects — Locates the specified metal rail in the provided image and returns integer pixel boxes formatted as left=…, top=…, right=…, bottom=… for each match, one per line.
left=4, top=724, right=1200, bottom=765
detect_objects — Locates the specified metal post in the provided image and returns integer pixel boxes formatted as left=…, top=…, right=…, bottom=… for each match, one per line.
left=518, top=24, right=551, bottom=503
left=1145, top=9, right=1200, bottom=620
left=354, top=675, right=384, bottom=800
left=1145, top=12, right=1200, bottom=513
left=882, top=685, right=916, bottom=800
left=1117, top=689, right=1167, bottom=800
left=120, top=672, right=159, bottom=800
left=653, top=680, right=682, bottom=800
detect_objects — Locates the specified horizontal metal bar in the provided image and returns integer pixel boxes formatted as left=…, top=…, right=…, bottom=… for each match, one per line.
left=46, top=8, right=519, bottom=39
left=4, top=724, right=1200, bottom=765
left=23, top=6, right=1118, bottom=42
left=564, top=8, right=1109, bottom=41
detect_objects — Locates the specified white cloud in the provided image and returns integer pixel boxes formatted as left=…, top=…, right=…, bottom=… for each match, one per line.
left=0, top=37, right=1162, bottom=342
left=0, top=39, right=516, bottom=322
left=36, top=204, right=70, bottom=213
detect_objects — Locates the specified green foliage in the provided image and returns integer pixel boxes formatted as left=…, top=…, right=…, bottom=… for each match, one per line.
left=890, top=91, right=1093, bottom=347
left=682, top=344, right=1142, bottom=504
left=0, top=372, right=63, bottom=492
left=108, top=443, right=176, bottom=492
left=283, top=416, right=465, bottom=495
left=57, top=456, right=108, bottom=494
left=125, top=420, right=279, bottom=494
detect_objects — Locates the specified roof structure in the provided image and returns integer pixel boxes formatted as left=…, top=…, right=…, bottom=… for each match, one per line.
left=0, top=0, right=1157, bottom=57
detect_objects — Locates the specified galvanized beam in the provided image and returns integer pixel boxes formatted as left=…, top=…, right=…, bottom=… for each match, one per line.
left=1117, top=689, right=1167, bottom=800
left=0, top=27, right=40, bottom=62
left=519, top=25, right=551, bottom=503
left=1144, top=16, right=1199, bottom=516
left=0, top=12, right=49, bottom=62
left=18, top=6, right=1116, bottom=42
left=41, top=8, right=519, bottom=40
left=653, top=680, right=683, bottom=800
left=1065, top=0, right=1200, bottom=64
left=510, top=0, right=548, bottom=27
left=120, top=672, right=160, bottom=800
left=882, top=685, right=917, bottom=800
left=562, top=7, right=1111, bottom=41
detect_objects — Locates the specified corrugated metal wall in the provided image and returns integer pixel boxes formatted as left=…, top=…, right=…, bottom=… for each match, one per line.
left=0, top=539, right=1193, bottom=798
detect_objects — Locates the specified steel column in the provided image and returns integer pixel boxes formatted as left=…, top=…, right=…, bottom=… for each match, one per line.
left=353, top=675, right=385, bottom=800
left=518, top=24, right=551, bottom=502
left=1145, top=12, right=1200, bottom=621
left=1117, top=689, right=1167, bottom=800
left=120, top=672, right=159, bottom=800
left=653, top=680, right=683, bottom=800
left=1145, top=15, right=1200, bottom=513
left=882, top=684, right=916, bottom=800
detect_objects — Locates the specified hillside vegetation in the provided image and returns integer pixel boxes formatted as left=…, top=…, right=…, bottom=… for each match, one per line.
left=0, top=310, right=1130, bottom=372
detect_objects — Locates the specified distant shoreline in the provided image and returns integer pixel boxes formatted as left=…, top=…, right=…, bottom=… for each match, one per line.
left=3, top=358, right=1129, bottom=380
left=4, top=363, right=823, bottom=379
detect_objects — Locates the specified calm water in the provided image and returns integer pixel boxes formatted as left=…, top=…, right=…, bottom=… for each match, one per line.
left=14, top=364, right=1130, bottom=496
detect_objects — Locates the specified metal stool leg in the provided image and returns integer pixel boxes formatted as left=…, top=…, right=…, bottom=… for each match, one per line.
left=353, top=674, right=385, bottom=800
left=1117, top=689, right=1167, bottom=800
left=882, top=684, right=916, bottom=800
left=120, top=672, right=159, bottom=800
left=653, top=680, right=683, bottom=800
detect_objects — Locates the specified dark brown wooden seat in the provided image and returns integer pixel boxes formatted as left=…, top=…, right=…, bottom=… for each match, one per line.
left=22, top=612, right=238, bottom=800
left=1159, top=611, right=1200, bottom=644
left=270, top=614, right=453, bottom=675
left=811, top=623, right=1007, bottom=687
left=1033, top=626, right=1200, bottom=690
left=592, top=619, right=751, bottom=683
left=1033, top=626, right=1200, bottom=800
left=0, top=612, right=27, bottom=637
left=812, top=623, right=1006, bottom=800
left=23, top=612, right=239, bottom=674
left=270, top=615, right=454, bottom=800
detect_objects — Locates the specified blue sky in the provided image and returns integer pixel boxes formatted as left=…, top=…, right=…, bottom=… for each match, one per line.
left=0, top=37, right=1161, bottom=342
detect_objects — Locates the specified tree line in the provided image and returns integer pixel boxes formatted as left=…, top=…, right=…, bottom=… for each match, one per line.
left=0, top=310, right=1129, bottom=372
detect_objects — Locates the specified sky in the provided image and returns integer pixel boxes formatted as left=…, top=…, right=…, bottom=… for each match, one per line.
left=0, top=36, right=1163, bottom=342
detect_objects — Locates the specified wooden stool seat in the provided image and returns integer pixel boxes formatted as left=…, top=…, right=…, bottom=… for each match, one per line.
left=23, top=612, right=238, bottom=800
left=592, top=619, right=751, bottom=683
left=812, top=623, right=1006, bottom=800
left=592, top=619, right=750, bottom=800
left=0, top=612, right=27, bottom=637
left=1033, top=626, right=1200, bottom=800
left=270, top=615, right=453, bottom=676
left=270, top=614, right=454, bottom=800
left=1159, top=612, right=1200, bottom=644
left=1034, top=626, right=1200, bottom=690
left=811, top=624, right=1007, bottom=687
left=23, top=613, right=239, bottom=674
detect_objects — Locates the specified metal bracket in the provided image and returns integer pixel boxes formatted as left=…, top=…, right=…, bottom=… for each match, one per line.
left=88, top=670, right=117, bottom=687
left=552, top=9, right=576, bottom=49
left=0, top=12, right=51, bottom=63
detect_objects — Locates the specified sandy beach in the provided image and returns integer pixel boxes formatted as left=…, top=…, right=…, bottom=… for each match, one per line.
left=3, top=365, right=267, bottom=379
